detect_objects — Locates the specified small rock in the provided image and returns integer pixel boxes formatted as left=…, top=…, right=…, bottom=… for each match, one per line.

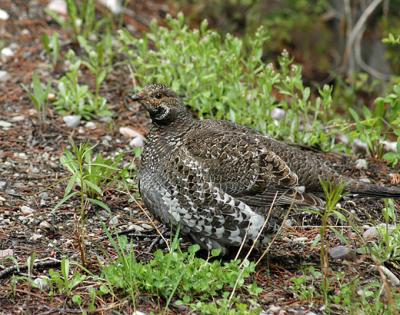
left=128, top=224, right=145, bottom=232
left=39, top=221, right=52, bottom=229
left=293, top=237, right=308, bottom=243
left=129, top=136, right=144, bottom=148
left=109, top=215, right=119, bottom=226
left=119, top=127, right=143, bottom=139
left=10, top=115, right=25, bottom=122
left=0, top=181, right=6, bottom=189
left=355, top=159, right=368, bottom=170
left=63, top=115, right=81, bottom=128
left=329, top=245, right=356, bottom=260
left=85, top=121, right=96, bottom=129
left=0, top=71, right=10, bottom=82
left=48, top=93, right=56, bottom=101
left=39, top=192, right=49, bottom=200
left=99, top=0, right=122, bottom=14
left=131, top=311, right=146, bottom=315
left=336, top=133, right=349, bottom=145
left=20, top=205, right=35, bottom=215
left=0, top=120, right=12, bottom=128
left=352, top=139, right=368, bottom=155
left=33, top=277, right=49, bottom=290
left=359, top=178, right=371, bottom=184
left=30, top=233, right=43, bottom=241
left=141, top=223, right=154, bottom=230
left=2, top=219, right=11, bottom=225
left=17, top=152, right=28, bottom=160
left=1, top=47, right=14, bottom=59
left=0, top=9, right=9, bottom=20
left=270, top=108, right=285, bottom=121
left=381, top=140, right=398, bottom=153
left=363, top=227, right=378, bottom=240
left=47, top=0, right=67, bottom=15
left=267, top=305, right=281, bottom=313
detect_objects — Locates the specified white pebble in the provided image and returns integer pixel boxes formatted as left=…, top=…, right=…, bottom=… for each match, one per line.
left=0, top=120, right=12, bottom=128
left=293, top=237, right=308, bottom=243
left=20, top=205, right=35, bottom=215
left=1, top=47, right=14, bottom=58
left=109, top=215, right=119, bottom=226
left=84, top=121, right=96, bottom=129
left=30, top=233, right=43, bottom=241
left=119, top=127, right=143, bottom=138
left=33, top=277, right=49, bottom=290
left=270, top=108, right=285, bottom=121
left=63, top=115, right=81, bottom=128
left=355, top=159, right=368, bottom=170
left=336, top=134, right=349, bottom=144
left=0, top=70, right=10, bottom=82
left=129, top=136, right=144, bottom=148
left=0, top=9, right=9, bottom=20
left=98, top=0, right=122, bottom=14
left=381, top=140, right=398, bottom=153
left=39, top=221, right=52, bottom=229
left=11, top=115, right=25, bottom=122
left=47, top=0, right=67, bottom=15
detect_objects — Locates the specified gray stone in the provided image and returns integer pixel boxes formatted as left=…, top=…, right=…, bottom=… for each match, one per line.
left=0, top=120, right=12, bottom=128
left=355, top=159, right=368, bottom=170
left=0, top=71, right=10, bottom=82
left=20, top=205, right=35, bottom=215
left=329, top=245, right=356, bottom=260
left=63, top=115, right=81, bottom=128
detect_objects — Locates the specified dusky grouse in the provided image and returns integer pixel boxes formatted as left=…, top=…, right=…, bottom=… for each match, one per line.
left=132, top=84, right=400, bottom=253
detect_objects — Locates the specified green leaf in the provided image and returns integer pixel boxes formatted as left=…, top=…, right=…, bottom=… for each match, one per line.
left=64, top=173, right=78, bottom=197
left=87, top=198, right=110, bottom=211
left=52, top=191, right=79, bottom=213
left=84, top=180, right=103, bottom=196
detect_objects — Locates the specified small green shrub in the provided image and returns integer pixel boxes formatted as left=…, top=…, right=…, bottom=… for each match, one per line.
left=120, top=14, right=339, bottom=150
left=102, top=235, right=260, bottom=312
left=53, top=53, right=112, bottom=119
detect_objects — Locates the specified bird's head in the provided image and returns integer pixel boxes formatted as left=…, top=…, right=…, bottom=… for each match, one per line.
left=131, top=84, right=189, bottom=125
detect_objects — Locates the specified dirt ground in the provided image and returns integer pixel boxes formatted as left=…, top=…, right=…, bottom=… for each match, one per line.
left=1, top=1, right=400, bottom=314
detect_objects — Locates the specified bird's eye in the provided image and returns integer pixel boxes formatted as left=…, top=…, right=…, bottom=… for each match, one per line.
left=155, top=93, right=162, bottom=99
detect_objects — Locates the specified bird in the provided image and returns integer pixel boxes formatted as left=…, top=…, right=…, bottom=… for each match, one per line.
left=131, top=84, right=400, bottom=253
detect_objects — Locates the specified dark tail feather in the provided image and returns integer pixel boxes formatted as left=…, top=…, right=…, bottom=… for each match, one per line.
left=349, top=181, right=400, bottom=199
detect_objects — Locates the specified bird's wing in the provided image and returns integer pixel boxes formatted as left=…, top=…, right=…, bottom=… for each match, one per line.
left=179, top=128, right=304, bottom=208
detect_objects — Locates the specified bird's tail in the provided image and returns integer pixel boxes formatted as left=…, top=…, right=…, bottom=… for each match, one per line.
left=348, top=181, right=400, bottom=199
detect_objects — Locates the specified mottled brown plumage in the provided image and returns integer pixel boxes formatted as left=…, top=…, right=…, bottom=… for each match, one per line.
left=133, top=84, right=400, bottom=253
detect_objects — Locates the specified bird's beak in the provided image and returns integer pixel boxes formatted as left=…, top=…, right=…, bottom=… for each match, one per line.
left=130, top=93, right=144, bottom=102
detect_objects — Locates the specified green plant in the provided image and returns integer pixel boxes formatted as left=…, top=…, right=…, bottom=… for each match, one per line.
left=22, top=72, right=51, bottom=128
left=46, top=258, right=86, bottom=297
left=120, top=14, right=339, bottom=150
left=78, top=34, right=114, bottom=98
left=289, top=266, right=321, bottom=302
left=319, top=180, right=346, bottom=307
left=53, top=52, right=112, bottom=119
left=101, top=233, right=260, bottom=312
left=41, top=33, right=61, bottom=68
left=54, top=141, right=124, bottom=264
left=46, top=0, right=111, bottom=41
